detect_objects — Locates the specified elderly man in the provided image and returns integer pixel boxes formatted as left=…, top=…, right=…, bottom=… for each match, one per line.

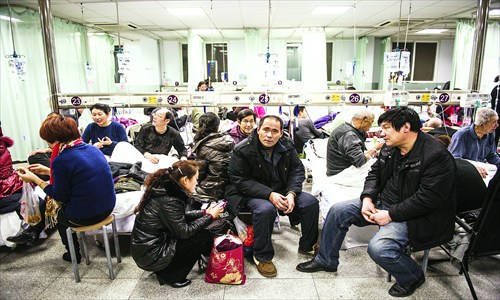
left=297, top=107, right=456, bottom=298
left=228, top=109, right=257, bottom=144
left=326, top=108, right=383, bottom=176
left=449, top=107, right=500, bottom=177
left=226, top=115, right=319, bottom=278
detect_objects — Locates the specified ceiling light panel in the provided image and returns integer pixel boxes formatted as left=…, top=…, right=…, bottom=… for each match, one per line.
left=311, top=6, right=351, bottom=15
left=415, top=29, right=449, bottom=34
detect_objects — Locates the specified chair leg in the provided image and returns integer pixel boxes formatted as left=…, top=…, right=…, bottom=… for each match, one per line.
left=421, top=249, right=430, bottom=275
left=79, top=232, right=90, bottom=265
left=66, top=228, right=80, bottom=283
left=461, top=261, right=478, bottom=300
left=111, top=217, right=121, bottom=263
left=102, top=225, right=115, bottom=280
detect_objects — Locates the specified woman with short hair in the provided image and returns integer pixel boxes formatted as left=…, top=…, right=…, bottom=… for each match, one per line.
left=81, top=103, right=128, bottom=156
left=10, top=115, right=116, bottom=263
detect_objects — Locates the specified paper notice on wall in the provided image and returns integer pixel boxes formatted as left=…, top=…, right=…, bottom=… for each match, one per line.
left=384, top=51, right=400, bottom=73
left=117, top=52, right=131, bottom=75
left=400, top=51, right=411, bottom=75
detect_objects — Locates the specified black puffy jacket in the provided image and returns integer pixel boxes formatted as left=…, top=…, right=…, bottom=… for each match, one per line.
left=193, top=132, right=235, bottom=202
left=361, top=132, right=456, bottom=251
left=131, top=179, right=212, bottom=272
left=225, top=130, right=305, bottom=216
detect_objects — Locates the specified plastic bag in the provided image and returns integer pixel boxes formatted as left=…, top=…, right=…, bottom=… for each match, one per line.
left=233, top=217, right=248, bottom=241
left=19, top=182, right=42, bottom=225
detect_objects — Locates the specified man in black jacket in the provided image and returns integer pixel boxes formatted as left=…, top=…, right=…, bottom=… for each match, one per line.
left=226, top=115, right=319, bottom=278
left=296, top=107, right=456, bottom=298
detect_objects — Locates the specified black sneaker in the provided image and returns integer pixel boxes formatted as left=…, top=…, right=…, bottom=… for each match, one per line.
left=6, top=228, right=40, bottom=245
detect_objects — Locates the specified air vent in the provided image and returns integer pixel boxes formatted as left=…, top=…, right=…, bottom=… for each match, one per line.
left=127, top=23, right=139, bottom=29
left=376, top=19, right=427, bottom=27
left=376, top=20, right=392, bottom=27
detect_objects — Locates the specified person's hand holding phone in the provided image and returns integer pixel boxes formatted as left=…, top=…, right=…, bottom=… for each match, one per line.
left=206, top=201, right=226, bottom=218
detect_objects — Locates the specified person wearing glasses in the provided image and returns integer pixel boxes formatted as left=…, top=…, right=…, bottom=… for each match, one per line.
left=228, top=109, right=257, bottom=145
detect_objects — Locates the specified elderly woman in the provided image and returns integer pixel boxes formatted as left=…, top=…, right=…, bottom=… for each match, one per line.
left=131, top=160, right=224, bottom=288
left=81, top=103, right=128, bottom=156
left=9, top=115, right=115, bottom=263
left=449, top=107, right=500, bottom=178
left=134, top=108, right=187, bottom=163
left=192, top=112, right=235, bottom=205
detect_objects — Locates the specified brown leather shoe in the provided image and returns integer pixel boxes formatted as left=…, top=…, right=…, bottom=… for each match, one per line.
left=253, top=256, right=277, bottom=277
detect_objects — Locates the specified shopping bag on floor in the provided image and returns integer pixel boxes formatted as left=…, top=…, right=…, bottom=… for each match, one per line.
left=19, top=182, right=41, bottom=225
left=205, top=233, right=246, bottom=285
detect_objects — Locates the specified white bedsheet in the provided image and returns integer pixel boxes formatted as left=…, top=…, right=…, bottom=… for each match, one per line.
left=304, top=138, right=378, bottom=249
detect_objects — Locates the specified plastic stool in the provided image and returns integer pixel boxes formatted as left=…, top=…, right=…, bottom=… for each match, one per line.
left=66, top=214, right=121, bottom=282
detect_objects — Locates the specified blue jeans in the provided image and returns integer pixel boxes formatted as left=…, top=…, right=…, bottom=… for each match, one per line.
left=315, top=199, right=423, bottom=286
left=246, top=192, right=319, bottom=261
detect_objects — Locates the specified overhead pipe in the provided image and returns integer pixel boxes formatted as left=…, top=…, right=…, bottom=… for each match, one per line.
left=469, top=0, right=490, bottom=92
left=38, top=0, right=60, bottom=112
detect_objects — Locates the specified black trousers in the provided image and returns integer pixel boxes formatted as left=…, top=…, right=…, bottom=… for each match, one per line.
left=155, top=230, right=212, bottom=284
left=27, top=153, right=51, bottom=181
left=56, top=209, right=112, bottom=253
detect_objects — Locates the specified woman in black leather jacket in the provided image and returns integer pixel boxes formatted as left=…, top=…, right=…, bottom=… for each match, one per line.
left=131, top=160, right=224, bottom=288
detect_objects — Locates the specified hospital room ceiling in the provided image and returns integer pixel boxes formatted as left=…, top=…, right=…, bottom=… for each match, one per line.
left=4, top=0, right=500, bottom=41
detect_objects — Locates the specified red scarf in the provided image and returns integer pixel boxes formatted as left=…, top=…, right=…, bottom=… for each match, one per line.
left=48, top=138, right=83, bottom=184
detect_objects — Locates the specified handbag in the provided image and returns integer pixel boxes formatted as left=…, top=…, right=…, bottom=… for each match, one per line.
left=205, top=232, right=246, bottom=285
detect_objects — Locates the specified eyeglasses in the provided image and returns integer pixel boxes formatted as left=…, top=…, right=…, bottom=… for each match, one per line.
left=241, top=119, right=255, bottom=124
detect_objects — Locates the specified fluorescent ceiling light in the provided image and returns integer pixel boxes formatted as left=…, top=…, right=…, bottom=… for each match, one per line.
left=0, top=15, right=21, bottom=22
left=312, top=6, right=350, bottom=15
left=168, top=8, right=205, bottom=16
left=192, top=29, right=220, bottom=35
left=490, top=9, right=500, bottom=16
left=415, top=29, right=448, bottom=34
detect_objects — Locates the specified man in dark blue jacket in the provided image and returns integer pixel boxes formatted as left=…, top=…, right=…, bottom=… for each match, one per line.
left=297, top=106, right=456, bottom=297
left=226, top=115, right=319, bottom=278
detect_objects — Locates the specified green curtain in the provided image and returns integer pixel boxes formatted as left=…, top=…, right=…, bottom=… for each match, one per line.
left=0, top=7, right=51, bottom=161
left=451, top=20, right=475, bottom=90
left=53, top=18, right=90, bottom=93
left=0, top=7, right=115, bottom=161
left=379, top=37, right=392, bottom=90
left=88, top=33, right=116, bottom=93
left=353, top=37, right=369, bottom=90
left=480, top=22, right=500, bottom=92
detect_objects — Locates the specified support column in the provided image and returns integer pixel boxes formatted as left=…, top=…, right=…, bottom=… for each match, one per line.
left=468, top=0, right=490, bottom=91
left=38, top=0, right=60, bottom=112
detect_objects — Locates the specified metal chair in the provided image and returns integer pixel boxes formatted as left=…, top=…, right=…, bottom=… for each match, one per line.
left=66, top=214, right=122, bottom=282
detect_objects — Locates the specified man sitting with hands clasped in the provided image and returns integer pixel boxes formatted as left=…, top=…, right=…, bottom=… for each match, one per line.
left=225, top=115, right=319, bottom=278
left=297, top=106, right=456, bottom=298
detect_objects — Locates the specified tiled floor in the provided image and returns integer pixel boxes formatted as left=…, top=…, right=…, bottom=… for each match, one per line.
left=2, top=173, right=499, bottom=299
left=1, top=215, right=500, bottom=300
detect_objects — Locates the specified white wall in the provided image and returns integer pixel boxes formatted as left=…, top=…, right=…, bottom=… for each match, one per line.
left=331, top=40, right=355, bottom=84
left=120, top=37, right=160, bottom=92
left=436, top=39, right=454, bottom=84
left=227, top=40, right=246, bottom=84
left=162, top=40, right=182, bottom=85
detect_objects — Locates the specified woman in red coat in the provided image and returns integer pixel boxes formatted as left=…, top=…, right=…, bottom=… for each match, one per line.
left=0, top=133, right=23, bottom=201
